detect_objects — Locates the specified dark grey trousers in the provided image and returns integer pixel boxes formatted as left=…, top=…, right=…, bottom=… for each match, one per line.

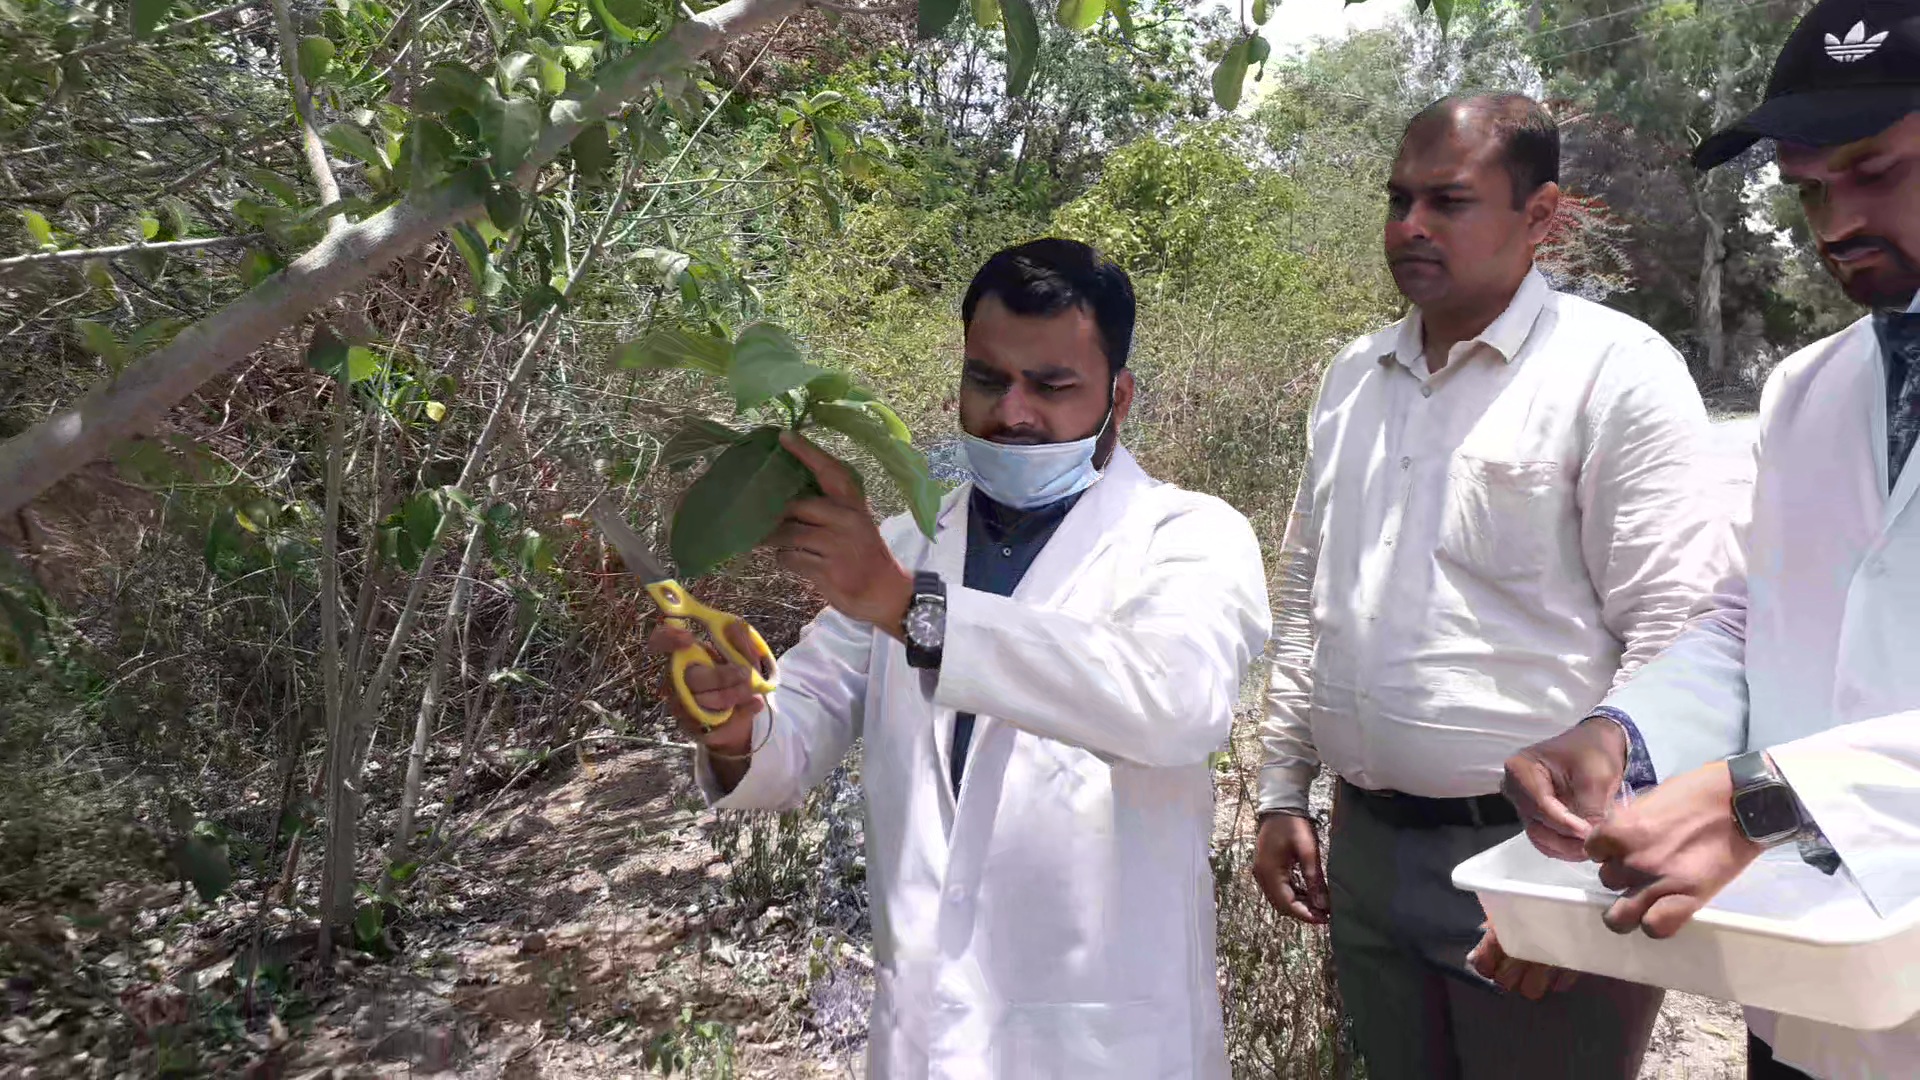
left=1327, top=783, right=1664, bottom=1080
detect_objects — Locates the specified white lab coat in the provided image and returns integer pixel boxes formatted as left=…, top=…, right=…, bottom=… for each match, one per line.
left=1603, top=314, right=1920, bottom=1079
left=698, top=448, right=1271, bottom=1080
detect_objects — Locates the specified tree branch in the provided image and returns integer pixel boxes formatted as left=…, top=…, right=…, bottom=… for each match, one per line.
left=0, top=0, right=807, bottom=519
left=68, top=0, right=270, bottom=60
left=270, top=0, right=344, bottom=235
left=0, top=235, right=264, bottom=275
left=806, top=0, right=913, bottom=12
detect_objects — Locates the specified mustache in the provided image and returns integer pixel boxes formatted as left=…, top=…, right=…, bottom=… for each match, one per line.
left=1389, top=246, right=1447, bottom=266
left=983, top=426, right=1050, bottom=445
left=1824, top=236, right=1920, bottom=273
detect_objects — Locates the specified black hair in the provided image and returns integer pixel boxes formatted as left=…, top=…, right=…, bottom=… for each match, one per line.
left=1407, top=93, right=1560, bottom=209
left=960, top=238, right=1136, bottom=374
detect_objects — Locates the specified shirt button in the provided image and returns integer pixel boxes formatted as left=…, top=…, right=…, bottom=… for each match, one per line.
left=1001, top=546, right=1012, bottom=557
left=1399, top=457, right=1411, bottom=470
left=1421, top=386, right=1433, bottom=398
left=947, top=886, right=967, bottom=904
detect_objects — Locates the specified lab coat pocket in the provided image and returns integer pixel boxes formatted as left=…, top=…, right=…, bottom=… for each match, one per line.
left=995, top=1000, right=1173, bottom=1079
left=1437, top=457, right=1560, bottom=588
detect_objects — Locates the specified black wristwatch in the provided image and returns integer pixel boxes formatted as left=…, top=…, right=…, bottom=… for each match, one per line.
left=902, top=571, right=946, bottom=670
left=1728, top=750, right=1806, bottom=847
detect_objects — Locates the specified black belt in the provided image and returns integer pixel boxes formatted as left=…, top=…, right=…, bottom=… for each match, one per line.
left=1339, top=779, right=1521, bottom=829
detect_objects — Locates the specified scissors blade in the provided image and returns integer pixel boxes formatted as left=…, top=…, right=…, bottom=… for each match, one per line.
left=585, top=498, right=673, bottom=585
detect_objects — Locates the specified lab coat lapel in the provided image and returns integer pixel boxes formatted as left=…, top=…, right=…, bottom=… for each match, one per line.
left=926, top=486, right=970, bottom=825
left=950, top=449, right=1151, bottom=795
left=1010, top=447, right=1149, bottom=607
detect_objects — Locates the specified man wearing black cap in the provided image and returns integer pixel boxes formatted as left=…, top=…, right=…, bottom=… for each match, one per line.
left=1493, top=0, right=1920, bottom=1077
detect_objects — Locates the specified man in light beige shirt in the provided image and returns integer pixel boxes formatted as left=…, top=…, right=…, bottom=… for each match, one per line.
left=1252, top=94, right=1722, bottom=1079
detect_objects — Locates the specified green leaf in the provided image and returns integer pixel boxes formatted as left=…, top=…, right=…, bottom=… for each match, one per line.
left=322, top=123, right=387, bottom=169
left=424, top=400, right=448, bottom=423
left=353, top=904, right=382, bottom=947
left=74, top=318, right=129, bottom=371
left=670, top=427, right=812, bottom=578
left=127, top=317, right=187, bottom=355
left=659, top=416, right=743, bottom=471
left=386, top=860, right=421, bottom=884
left=1432, top=0, right=1454, bottom=29
left=139, top=213, right=161, bottom=241
left=247, top=169, right=302, bottom=206
left=1108, top=0, right=1132, bottom=36
left=297, top=35, right=336, bottom=84
left=239, top=248, right=280, bottom=287
left=919, top=0, right=962, bottom=36
left=1002, top=0, right=1041, bottom=97
left=450, top=223, right=499, bottom=299
left=305, top=325, right=346, bottom=377
left=172, top=834, right=231, bottom=903
left=406, top=118, right=459, bottom=189
left=345, top=346, right=379, bottom=383
left=403, top=492, right=443, bottom=552
left=633, top=246, right=692, bottom=286
left=482, top=96, right=542, bottom=172
left=611, top=325, right=731, bottom=375
left=19, top=210, right=53, bottom=250
left=811, top=403, right=939, bottom=537
left=484, top=185, right=524, bottom=231
left=498, top=51, right=536, bottom=91
left=729, top=323, right=827, bottom=413
left=570, top=124, right=614, bottom=183
left=587, top=0, right=641, bottom=41
left=494, top=0, right=530, bottom=29
left=516, top=528, right=554, bottom=575
left=1054, top=0, right=1101, bottom=31
left=805, top=370, right=852, bottom=403
left=1211, top=34, right=1253, bottom=112
left=1252, top=0, right=1270, bottom=23
left=536, top=54, right=568, bottom=95
left=867, top=400, right=914, bottom=443
left=132, top=0, right=173, bottom=38
left=417, top=63, right=492, bottom=118
left=973, top=0, right=1001, bottom=27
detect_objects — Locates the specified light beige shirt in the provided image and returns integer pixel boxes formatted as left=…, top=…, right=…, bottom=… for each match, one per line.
left=1258, top=269, right=1722, bottom=813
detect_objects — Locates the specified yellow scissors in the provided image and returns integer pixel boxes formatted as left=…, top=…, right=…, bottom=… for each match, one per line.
left=585, top=497, right=776, bottom=728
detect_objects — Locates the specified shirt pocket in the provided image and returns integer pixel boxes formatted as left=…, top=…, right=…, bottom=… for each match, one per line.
left=1436, top=456, right=1561, bottom=588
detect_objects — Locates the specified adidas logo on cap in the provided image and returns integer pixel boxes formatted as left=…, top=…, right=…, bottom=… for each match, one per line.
left=1825, top=19, right=1891, bottom=62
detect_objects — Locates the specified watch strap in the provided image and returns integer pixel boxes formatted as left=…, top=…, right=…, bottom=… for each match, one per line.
left=904, top=571, right=945, bottom=670
left=1727, top=749, right=1774, bottom=792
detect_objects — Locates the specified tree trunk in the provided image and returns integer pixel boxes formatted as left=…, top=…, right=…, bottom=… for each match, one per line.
left=384, top=484, right=493, bottom=886
left=1693, top=179, right=1729, bottom=380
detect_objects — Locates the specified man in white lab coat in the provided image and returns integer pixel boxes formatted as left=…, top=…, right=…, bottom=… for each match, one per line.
left=649, top=238, right=1271, bottom=1079
left=1497, top=1, right=1920, bottom=1076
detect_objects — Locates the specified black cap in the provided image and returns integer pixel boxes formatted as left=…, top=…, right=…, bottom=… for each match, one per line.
left=1694, top=0, right=1920, bottom=169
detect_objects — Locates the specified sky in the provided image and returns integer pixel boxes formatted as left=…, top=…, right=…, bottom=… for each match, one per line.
left=1259, top=0, right=1406, bottom=58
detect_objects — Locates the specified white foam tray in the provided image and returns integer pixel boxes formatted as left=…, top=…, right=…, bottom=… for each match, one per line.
left=1453, top=834, right=1920, bottom=1031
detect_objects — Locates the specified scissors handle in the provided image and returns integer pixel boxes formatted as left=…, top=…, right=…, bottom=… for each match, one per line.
left=647, top=579, right=777, bottom=728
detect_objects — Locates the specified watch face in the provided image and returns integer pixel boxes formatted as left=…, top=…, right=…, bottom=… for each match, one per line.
left=905, top=601, right=945, bottom=650
left=1734, top=782, right=1802, bottom=844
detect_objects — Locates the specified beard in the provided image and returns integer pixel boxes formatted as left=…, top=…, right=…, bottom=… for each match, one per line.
left=1823, top=237, right=1920, bottom=310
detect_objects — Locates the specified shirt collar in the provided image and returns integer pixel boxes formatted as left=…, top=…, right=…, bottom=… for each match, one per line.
left=1384, top=267, right=1551, bottom=375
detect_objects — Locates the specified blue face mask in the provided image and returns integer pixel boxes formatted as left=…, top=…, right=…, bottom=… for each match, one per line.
left=962, top=385, right=1115, bottom=510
